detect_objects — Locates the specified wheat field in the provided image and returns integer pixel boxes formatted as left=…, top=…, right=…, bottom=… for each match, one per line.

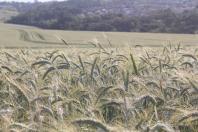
left=0, top=23, right=198, bottom=48
left=0, top=45, right=198, bottom=131
left=0, top=23, right=198, bottom=131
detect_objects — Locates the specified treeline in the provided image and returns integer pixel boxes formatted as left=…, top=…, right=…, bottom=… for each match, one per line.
left=7, top=1, right=198, bottom=34
left=0, top=2, right=37, bottom=12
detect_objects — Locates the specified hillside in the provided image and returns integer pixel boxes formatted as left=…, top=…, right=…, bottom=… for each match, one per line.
left=2, top=0, right=197, bottom=16
left=0, top=23, right=198, bottom=48
left=75, top=0, right=198, bottom=16
left=0, top=2, right=37, bottom=22
left=1, top=0, right=198, bottom=17
left=0, top=8, right=18, bottom=22
left=1, top=0, right=198, bottom=33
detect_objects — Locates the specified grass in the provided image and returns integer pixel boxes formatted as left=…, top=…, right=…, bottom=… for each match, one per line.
left=0, top=44, right=198, bottom=131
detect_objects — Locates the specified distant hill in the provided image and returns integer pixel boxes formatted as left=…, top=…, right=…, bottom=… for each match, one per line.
left=0, top=7, right=18, bottom=22
left=0, top=2, right=38, bottom=22
left=3, top=0, right=198, bottom=33
left=2, top=0, right=198, bottom=17
left=73, top=0, right=198, bottom=16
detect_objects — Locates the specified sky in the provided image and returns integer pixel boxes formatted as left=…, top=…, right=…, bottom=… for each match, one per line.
left=0, top=0, right=65, bottom=2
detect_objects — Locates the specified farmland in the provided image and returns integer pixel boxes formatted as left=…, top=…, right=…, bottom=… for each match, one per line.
left=0, top=23, right=198, bottom=48
left=0, top=23, right=198, bottom=131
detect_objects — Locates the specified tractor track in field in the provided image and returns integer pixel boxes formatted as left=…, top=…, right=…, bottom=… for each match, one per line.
left=17, top=29, right=96, bottom=48
left=16, top=29, right=198, bottom=48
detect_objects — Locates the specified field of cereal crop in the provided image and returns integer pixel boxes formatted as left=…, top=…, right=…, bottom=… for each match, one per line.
left=1, top=23, right=198, bottom=131
left=0, top=23, right=198, bottom=48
